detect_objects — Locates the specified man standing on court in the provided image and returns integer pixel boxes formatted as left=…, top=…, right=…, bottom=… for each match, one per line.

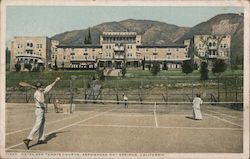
left=192, top=93, right=203, bottom=120
left=23, top=77, right=60, bottom=149
left=123, top=94, right=128, bottom=108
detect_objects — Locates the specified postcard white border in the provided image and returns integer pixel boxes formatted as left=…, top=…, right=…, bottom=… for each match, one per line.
left=1, top=0, right=249, bottom=158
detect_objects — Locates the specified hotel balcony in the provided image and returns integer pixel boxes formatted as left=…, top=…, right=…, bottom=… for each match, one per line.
left=114, top=46, right=125, bottom=52
left=114, top=55, right=124, bottom=59
left=16, top=53, right=42, bottom=58
left=208, top=55, right=217, bottom=58
left=25, top=46, right=34, bottom=50
left=208, top=46, right=217, bottom=50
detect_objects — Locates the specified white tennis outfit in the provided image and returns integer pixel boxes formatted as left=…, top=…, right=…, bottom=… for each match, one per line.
left=27, top=84, right=53, bottom=141
left=192, top=97, right=203, bottom=120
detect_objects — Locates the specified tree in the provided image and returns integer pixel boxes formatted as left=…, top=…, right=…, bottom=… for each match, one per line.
left=6, top=47, right=10, bottom=64
left=193, top=62, right=198, bottom=70
left=121, top=66, right=126, bottom=77
left=15, top=62, right=21, bottom=72
left=162, top=62, right=168, bottom=70
left=200, top=61, right=209, bottom=80
left=212, top=59, right=227, bottom=75
left=84, top=28, right=92, bottom=44
left=181, top=60, right=193, bottom=75
left=151, top=61, right=160, bottom=76
left=54, top=58, right=58, bottom=70
left=142, top=57, right=145, bottom=70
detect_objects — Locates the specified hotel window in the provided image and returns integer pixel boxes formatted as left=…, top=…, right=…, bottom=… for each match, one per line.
left=213, top=42, right=216, bottom=46
left=55, top=48, right=57, bottom=52
left=137, top=48, right=140, bottom=52
left=145, top=48, right=148, bottom=52
left=85, top=48, right=88, bottom=52
left=63, top=48, right=66, bottom=52
left=30, top=43, right=33, bottom=47
left=109, top=45, right=111, bottom=49
left=146, top=56, right=148, bottom=59
left=71, top=56, right=74, bottom=59
left=40, top=44, right=42, bottom=48
left=153, top=48, right=158, bottom=53
left=71, top=48, right=74, bottom=52
left=176, top=56, right=179, bottom=59
left=37, top=44, right=39, bottom=48
left=93, top=56, right=95, bottom=59
left=176, top=48, right=179, bottom=52
left=17, top=44, right=20, bottom=48
left=166, top=48, right=171, bottom=52
left=92, top=48, right=95, bottom=52
left=63, top=56, right=66, bottom=60
left=224, top=44, right=227, bottom=48
left=199, top=44, right=202, bottom=49
left=109, top=53, right=111, bottom=57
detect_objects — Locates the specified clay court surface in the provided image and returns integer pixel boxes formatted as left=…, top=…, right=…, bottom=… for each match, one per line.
left=5, top=102, right=243, bottom=153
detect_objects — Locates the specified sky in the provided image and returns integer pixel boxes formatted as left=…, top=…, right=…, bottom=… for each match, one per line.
left=6, top=6, right=243, bottom=46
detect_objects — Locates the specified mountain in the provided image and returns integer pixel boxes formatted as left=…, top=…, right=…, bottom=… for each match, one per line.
left=51, top=19, right=190, bottom=45
left=51, top=13, right=244, bottom=64
left=176, top=13, right=244, bottom=64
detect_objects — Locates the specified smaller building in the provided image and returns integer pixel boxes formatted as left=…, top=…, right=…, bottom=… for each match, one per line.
left=10, top=36, right=51, bottom=70
left=52, top=44, right=102, bottom=69
left=193, top=35, right=231, bottom=64
left=138, top=44, right=190, bottom=69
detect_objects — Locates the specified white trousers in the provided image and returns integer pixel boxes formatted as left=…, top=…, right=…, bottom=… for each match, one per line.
left=27, top=108, right=46, bottom=141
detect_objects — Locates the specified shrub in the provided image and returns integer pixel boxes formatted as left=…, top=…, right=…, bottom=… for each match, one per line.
left=24, top=63, right=32, bottom=71
left=15, top=62, right=21, bottom=72
left=200, top=61, right=209, bottom=80
left=151, top=61, right=160, bottom=76
left=212, top=59, right=227, bottom=75
left=182, top=60, right=193, bottom=74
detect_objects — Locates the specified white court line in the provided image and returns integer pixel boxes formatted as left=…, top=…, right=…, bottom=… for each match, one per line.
left=6, top=107, right=117, bottom=150
left=102, top=113, right=154, bottom=117
left=6, top=111, right=88, bottom=136
left=153, top=102, right=158, bottom=128
left=205, top=113, right=243, bottom=128
left=75, top=124, right=243, bottom=131
left=207, top=110, right=243, bottom=120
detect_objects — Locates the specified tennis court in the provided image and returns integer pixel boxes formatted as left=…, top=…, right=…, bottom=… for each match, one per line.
left=5, top=100, right=243, bottom=154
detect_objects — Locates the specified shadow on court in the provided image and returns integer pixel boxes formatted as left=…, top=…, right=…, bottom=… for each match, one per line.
left=29, top=131, right=69, bottom=149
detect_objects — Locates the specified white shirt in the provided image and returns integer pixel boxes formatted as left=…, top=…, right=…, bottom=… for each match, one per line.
left=123, top=96, right=128, bottom=101
left=192, top=97, right=203, bottom=109
left=34, top=84, right=53, bottom=108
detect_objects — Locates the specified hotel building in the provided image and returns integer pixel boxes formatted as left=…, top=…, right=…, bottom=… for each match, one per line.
left=193, top=35, right=231, bottom=63
left=10, top=32, right=231, bottom=71
left=10, top=36, right=51, bottom=69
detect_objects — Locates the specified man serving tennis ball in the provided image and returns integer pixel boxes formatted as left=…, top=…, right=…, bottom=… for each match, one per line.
left=23, top=77, right=60, bottom=149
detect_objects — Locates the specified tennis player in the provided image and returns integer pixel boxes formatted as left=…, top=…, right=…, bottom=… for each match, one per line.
left=192, top=93, right=203, bottom=120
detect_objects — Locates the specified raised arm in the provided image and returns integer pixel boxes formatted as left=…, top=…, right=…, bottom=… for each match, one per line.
left=44, top=77, right=60, bottom=94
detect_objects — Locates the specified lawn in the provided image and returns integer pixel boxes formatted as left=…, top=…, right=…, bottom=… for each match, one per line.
left=6, top=69, right=243, bottom=89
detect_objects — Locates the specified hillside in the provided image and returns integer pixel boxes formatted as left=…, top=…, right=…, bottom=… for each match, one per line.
left=51, top=13, right=244, bottom=64
left=51, top=19, right=190, bottom=45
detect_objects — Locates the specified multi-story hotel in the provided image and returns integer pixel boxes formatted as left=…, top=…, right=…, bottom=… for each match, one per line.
left=193, top=35, right=231, bottom=64
left=50, top=32, right=190, bottom=70
left=10, top=32, right=231, bottom=71
left=10, top=36, right=51, bottom=69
